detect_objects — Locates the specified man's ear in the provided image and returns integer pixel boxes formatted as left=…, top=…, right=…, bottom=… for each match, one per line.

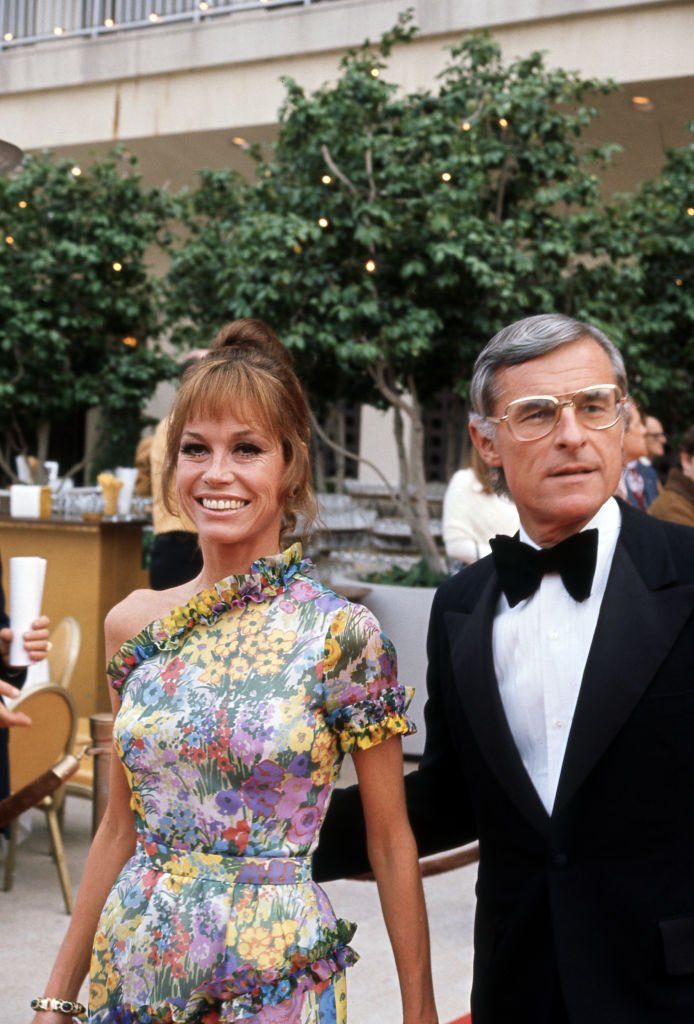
left=469, top=419, right=502, bottom=468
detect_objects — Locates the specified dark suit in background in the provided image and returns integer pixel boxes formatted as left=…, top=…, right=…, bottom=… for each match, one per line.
left=0, top=560, right=27, bottom=822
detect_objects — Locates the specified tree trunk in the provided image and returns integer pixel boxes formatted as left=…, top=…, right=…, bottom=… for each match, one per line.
left=374, top=364, right=444, bottom=575
left=334, top=401, right=347, bottom=495
left=312, top=422, right=327, bottom=494
left=35, top=423, right=51, bottom=483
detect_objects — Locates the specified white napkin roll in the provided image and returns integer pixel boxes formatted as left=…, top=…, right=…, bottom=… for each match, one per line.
left=8, top=556, right=47, bottom=666
left=116, top=467, right=138, bottom=517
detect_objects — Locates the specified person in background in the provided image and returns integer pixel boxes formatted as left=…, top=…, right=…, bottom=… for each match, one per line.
left=643, top=414, right=670, bottom=485
left=32, top=321, right=437, bottom=1024
left=648, top=424, right=694, bottom=527
left=315, top=313, right=694, bottom=1024
left=0, top=561, right=51, bottom=821
left=617, top=401, right=660, bottom=510
left=147, top=350, right=208, bottom=590
left=442, top=446, right=519, bottom=568
left=133, top=434, right=153, bottom=499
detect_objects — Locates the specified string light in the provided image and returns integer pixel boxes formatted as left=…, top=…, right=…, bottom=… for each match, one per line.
left=149, top=12, right=160, bottom=22
left=4, top=236, right=15, bottom=246
left=631, top=95, right=654, bottom=112
left=71, top=166, right=82, bottom=177
left=321, top=174, right=333, bottom=185
left=3, top=32, right=13, bottom=41
left=231, top=136, right=248, bottom=148
left=199, top=1, right=210, bottom=9
left=122, top=336, right=137, bottom=347
left=292, top=243, right=303, bottom=254
left=461, top=121, right=472, bottom=132
left=104, top=18, right=115, bottom=27
left=498, top=117, right=509, bottom=129
left=675, top=279, right=684, bottom=287
left=370, top=68, right=380, bottom=78
left=365, top=259, right=376, bottom=273
left=440, top=172, right=452, bottom=183
left=53, top=26, right=64, bottom=35
left=112, top=261, right=123, bottom=272
left=317, top=217, right=330, bottom=229
left=687, top=208, right=694, bottom=217
left=18, top=200, right=27, bottom=209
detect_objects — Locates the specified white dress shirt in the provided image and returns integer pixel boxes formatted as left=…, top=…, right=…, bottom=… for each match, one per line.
left=492, top=497, right=622, bottom=814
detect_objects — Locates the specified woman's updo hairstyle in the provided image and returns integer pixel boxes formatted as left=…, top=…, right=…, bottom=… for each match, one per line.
left=163, top=319, right=317, bottom=544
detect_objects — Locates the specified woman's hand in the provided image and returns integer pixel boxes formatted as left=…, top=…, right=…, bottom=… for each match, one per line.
left=0, top=615, right=51, bottom=666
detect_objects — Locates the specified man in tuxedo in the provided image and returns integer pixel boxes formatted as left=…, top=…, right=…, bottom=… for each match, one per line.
left=314, top=313, right=694, bottom=1023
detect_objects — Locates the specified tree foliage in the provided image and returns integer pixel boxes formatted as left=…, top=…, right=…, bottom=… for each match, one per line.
left=0, top=150, right=176, bottom=480
left=166, top=15, right=618, bottom=570
left=582, top=129, right=694, bottom=435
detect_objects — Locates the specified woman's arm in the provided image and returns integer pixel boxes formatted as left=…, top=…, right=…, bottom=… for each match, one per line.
left=29, top=607, right=139, bottom=1024
left=352, top=735, right=439, bottom=1024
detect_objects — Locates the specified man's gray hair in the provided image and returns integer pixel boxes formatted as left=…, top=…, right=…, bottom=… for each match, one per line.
left=468, top=313, right=629, bottom=494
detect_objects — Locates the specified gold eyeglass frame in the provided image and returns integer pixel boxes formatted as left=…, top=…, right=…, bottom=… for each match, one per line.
left=485, top=384, right=626, bottom=442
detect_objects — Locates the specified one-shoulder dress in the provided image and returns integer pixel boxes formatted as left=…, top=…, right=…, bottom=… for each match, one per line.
left=89, top=544, right=415, bottom=1023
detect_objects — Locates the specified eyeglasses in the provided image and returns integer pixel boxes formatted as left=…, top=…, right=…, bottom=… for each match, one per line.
left=485, top=384, right=625, bottom=442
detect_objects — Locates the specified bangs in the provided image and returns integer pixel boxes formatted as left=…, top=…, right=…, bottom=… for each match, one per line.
left=176, top=361, right=281, bottom=442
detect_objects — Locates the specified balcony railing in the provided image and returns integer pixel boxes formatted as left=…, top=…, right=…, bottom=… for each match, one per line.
left=0, top=0, right=337, bottom=49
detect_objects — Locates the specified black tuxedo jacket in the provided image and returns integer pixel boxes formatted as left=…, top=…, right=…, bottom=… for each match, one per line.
left=314, top=502, right=694, bottom=1023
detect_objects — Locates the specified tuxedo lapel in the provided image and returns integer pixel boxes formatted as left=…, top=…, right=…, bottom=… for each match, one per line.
left=445, top=571, right=549, bottom=835
left=554, top=538, right=694, bottom=814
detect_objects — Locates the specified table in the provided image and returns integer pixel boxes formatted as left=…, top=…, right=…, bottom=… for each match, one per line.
left=0, top=516, right=148, bottom=717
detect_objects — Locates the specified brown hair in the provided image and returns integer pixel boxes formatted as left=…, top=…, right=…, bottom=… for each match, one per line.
left=163, top=320, right=317, bottom=543
left=679, top=425, right=694, bottom=457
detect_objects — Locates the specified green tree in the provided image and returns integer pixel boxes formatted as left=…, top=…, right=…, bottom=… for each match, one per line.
left=0, top=150, right=175, bottom=481
left=166, top=15, right=618, bottom=571
left=577, top=128, right=694, bottom=433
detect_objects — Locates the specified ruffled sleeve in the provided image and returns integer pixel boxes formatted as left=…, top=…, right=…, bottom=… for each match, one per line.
left=321, top=603, right=416, bottom=753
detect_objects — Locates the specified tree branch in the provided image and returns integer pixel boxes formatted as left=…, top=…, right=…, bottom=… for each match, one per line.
left=365, top=146, right=377, bottom=203
left=321, top=144, right=359, bottom=195
left=368, top=360, right=413, bottom=419
left=309, top=409, right=407, bottom=515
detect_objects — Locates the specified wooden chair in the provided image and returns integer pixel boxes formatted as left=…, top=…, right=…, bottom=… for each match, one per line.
left=46, top=615, right=81, bottom=690
left=3, top=685, right=77, bottom=913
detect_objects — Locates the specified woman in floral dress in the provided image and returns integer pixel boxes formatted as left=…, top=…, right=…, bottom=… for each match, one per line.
left=32, top=321, right=439, bottom=1024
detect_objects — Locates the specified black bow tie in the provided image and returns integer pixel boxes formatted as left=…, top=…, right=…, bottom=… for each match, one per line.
left=489, top=529, right=599, bottom=608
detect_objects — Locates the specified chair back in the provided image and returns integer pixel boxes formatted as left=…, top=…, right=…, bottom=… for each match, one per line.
left=46, top=616, right=81, bottom=690
left=8, top=685, right=77, bottom=792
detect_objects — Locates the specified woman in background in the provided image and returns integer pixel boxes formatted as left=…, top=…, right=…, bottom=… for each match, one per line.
left=442, top=446, right=519, bottom=568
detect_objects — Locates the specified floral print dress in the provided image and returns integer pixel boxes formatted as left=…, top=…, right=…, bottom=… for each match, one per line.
left=89, top=544, right=414, bottom=1024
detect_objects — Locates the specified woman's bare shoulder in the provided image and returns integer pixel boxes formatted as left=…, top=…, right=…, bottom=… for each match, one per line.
left=104, top=584, right=190, bottom=661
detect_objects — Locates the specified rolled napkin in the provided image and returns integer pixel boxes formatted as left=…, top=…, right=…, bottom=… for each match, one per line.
left=8, top=556, right=47, bottom=666
left=115, top=467, right=138, bottom=517
left=97, top=472, right=125, bottom=517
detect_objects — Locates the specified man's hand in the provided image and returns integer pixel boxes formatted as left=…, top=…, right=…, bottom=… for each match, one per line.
left=0, top=680, right=31, bottom=727
left=0, top=615, right=51, bottom=666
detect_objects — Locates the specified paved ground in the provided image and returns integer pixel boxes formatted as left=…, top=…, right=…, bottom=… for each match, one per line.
left=2, top=761, right=477, bottom=1023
